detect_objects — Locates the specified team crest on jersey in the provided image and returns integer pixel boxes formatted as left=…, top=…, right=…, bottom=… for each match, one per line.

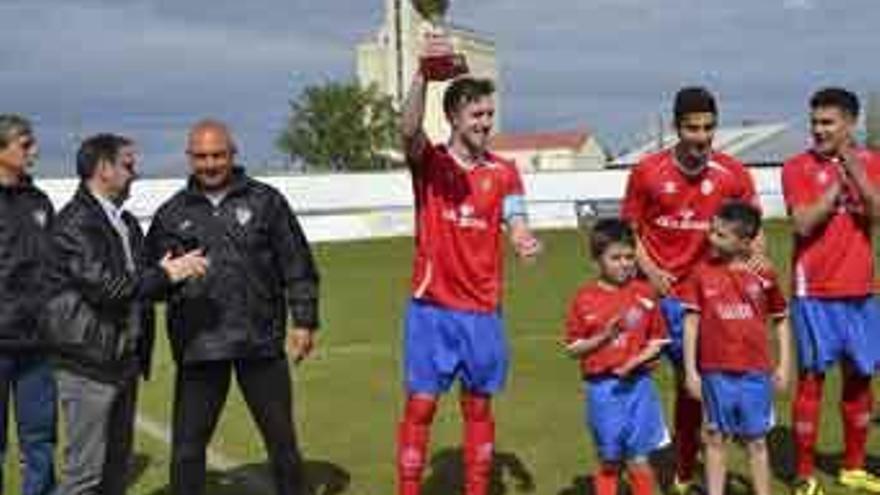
left=32, top=209, right=47, bottom=228
left=817, top=170, right=829, bottom=185
left=623, top=306, right=644, bottom=329
left=662, top=181, right=678, bottom=194
left=235, top=206, right=252, bottom=226
left=459, top=203, right=474, bottom=218
left=701, top=179, right=715, bottom=196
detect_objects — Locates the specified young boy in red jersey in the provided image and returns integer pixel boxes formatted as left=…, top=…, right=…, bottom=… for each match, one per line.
left=564, top=219, right=670, bottom=495
left=681, top=201, right=792, bottom=495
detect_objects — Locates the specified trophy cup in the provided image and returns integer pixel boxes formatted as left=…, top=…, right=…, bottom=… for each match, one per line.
left=412, top=0, right=469, bottom=81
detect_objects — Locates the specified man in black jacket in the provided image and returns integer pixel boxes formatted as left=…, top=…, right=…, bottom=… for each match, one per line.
left=0, top=114, right=56, bottom=495
left=43, top=134, right=207, bottom=495
left=146, top=119, right=320, bottom=495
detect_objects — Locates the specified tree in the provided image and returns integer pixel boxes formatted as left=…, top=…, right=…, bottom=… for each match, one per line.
left=276, top=81, right=401, bottom=171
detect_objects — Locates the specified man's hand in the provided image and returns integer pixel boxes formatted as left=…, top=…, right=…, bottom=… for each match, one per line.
left=160, top=250, right=208, bottom=283
left=513, top=232, right=541, bottom=260
left=840, top=146, right=863, bottom=176
left=685, top=371, right=703, bottom=401
left=286, top=328, right=315, bottom=365
left=422, top=29, right=454, bottom=60
left=509, top=220, right=541, bottom=261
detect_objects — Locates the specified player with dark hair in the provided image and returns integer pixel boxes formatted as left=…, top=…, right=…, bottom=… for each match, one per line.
left=621, top=86, right=763, bottom=494
left=395, top=32, right=540, bottom=495
left=682, top=200, right=791, bottom=495
left=564, top=218, right=669, bottom=495
left=783, top=88, right=880, bottom=495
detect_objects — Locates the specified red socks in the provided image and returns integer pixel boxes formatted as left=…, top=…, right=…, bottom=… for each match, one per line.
left=593, top=463, right=654, bottom=495
left=674, top=379, right=703, bottom=482
left=629, top=464, right=656, bottom=495
left=398, top=393, right=495, bottom=495
left=593, top=464, right=619, bottom=495
left=461, top=393, right=495, bottom=495
left=793, top=370, right=874, bottom=477
left=397, top=395, right=438, bottom=495
left=841, top=371, right=872, bottom=470
left=793, top=374, right=823, bottom=478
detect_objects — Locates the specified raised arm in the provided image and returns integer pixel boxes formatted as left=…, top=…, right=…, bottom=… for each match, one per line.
left=402, top=70, right=429, bottom=164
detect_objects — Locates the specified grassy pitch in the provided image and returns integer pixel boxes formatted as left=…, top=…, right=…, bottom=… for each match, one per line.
left=5, top=221, right=880, bottom=494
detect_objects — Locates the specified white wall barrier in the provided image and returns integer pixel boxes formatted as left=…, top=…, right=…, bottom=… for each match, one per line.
left=35, top=167, right=786, bottom=243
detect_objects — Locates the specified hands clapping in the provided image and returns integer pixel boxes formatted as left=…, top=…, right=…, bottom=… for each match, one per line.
left=160, top=249, right=209, bottom=283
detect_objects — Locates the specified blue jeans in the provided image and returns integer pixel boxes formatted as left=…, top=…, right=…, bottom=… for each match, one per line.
left=0, top=354, right=57, bottom=495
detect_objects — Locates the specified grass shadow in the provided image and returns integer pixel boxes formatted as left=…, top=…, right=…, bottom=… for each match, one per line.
left=420, top=448, right=535, bottom=495
left=144, top=458, right=350, bottom=495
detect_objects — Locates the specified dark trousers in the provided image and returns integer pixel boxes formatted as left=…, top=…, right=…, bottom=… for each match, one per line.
left=170, top=357, right=304, bottom=495
left=55, top=370, right=138, bottom=495
left=0, top=354, right=56, bottom=495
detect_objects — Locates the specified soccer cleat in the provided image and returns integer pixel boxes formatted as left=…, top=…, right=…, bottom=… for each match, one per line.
left=839, top=469, right=880, bottom=493
left=792, top=477, right=824, bottom=495
left=670, top=477, right=697, bottom=495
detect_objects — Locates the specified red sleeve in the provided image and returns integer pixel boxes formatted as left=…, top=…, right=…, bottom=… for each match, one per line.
left=678, top=270, right=701, bottom=312
left=504, top=163, right=525, bottom=197
left=863, top=151, right=880, bottom=187
left=647, top=303, right=667, bottom=340
left=565, top=291, right=598, bottom=344
left=621, top=163, right=645, bottom=224
left=782, top=157, right=820, bottom=210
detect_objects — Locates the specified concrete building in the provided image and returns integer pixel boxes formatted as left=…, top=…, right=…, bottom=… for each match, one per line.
left=356, top=0, right=499, bottom=142
left=489, top=129, right=609, bottom=171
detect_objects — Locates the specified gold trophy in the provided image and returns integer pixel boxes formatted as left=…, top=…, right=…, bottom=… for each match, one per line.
left=412, top=0, right=469, bottom=81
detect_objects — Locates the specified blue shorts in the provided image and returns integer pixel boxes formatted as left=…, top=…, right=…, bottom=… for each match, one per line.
left=702, top=372, right=774, bottom=438
left=585, top=373, right=670, bottom=461
left=791, top=297, right=880, bottom=376
left=403, top=299, right=508, bottom=395
left=660, top=297, right=686, bottom=365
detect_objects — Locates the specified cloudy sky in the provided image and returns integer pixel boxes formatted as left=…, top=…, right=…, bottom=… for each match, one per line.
left=1, top=0, right=877, bottom=176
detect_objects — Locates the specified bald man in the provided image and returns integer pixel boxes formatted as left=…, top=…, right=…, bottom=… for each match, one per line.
left=146, top=120, right=320, bottom=495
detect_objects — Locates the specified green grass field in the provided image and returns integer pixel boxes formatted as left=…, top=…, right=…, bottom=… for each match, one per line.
left=4, top=221, right=880, bottom=494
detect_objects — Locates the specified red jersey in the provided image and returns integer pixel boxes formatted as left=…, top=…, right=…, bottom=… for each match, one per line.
left=781, top=149, right=880, bottom=298
left=565, top=279, right=666, bottom=377
left=622, top=150, right=758, bottom=284
left=680, top=259, right=787, bottom=372
left=410, top=144, right=525, bottom=312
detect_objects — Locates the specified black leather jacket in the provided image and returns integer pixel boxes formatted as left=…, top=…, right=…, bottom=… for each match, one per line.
left=146, top=168, right=320, bottom=364
left=42, top=186, right=169, bottom=383
left=0, top=176, right=54, bottom=351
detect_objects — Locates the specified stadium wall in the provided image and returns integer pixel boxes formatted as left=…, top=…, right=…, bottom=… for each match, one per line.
left=35, top=167, right=785, bottom=243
